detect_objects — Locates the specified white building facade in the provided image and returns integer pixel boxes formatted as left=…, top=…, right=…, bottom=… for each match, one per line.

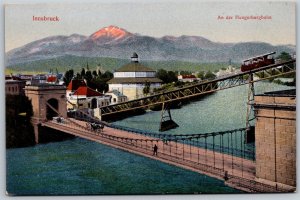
left=108, top=53, right=162, bottom=100
left=105, top=90, right=128, bottom=105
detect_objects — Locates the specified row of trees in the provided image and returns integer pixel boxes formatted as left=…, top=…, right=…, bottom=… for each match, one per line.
left=155, top=69, right=217, bottom=83
left=64, top=68, right=182, bottom=94
left=64, top=67, right=113, bottom=93
left=64, top=67, right=218, bottom=96
left=155, top=69, right=178, bottom=83
left=196, top=70, right=216, bottom=80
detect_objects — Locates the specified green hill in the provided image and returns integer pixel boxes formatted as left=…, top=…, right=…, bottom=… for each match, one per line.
left=6, top=55, right=235, bottom=74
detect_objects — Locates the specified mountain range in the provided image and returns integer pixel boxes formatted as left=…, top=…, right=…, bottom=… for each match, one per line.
left=6, top=25, right=295, bottom=66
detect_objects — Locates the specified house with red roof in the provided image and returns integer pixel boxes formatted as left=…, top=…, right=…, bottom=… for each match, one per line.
left=177, top=74, right=200, bottom=82
left=46, top=76, right=58, bottom=84
left=66, top=80, right=110, bottom=114
left=66, top=79, right=87, bottom=96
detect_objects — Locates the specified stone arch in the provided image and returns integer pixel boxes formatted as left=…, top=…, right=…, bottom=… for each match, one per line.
left=91, top=98, right=97, bottom=109
left=46, top=98, right=59, bottom=120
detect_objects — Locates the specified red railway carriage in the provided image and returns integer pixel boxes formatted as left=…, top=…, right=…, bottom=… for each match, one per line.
left=241, top=52, right=276, bottom=72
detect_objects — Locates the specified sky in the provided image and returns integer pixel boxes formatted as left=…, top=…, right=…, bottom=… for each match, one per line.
left=5, top=0, right=296, bottom=52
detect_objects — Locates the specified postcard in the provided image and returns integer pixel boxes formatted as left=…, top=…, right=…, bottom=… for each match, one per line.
left=5, top=0, right=296, bottom=196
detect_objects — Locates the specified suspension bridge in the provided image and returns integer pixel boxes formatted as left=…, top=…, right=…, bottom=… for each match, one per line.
left=27, top=59, right=296, bottom=193
left=41, top=111, right=294, bottom=193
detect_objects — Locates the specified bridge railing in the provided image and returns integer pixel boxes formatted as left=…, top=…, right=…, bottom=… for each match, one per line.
left=228, top=174, right=294, bottom=193
left=44, top=119, right=293, bottom=193
left=66, top=111, right=256, bottom=161
left=80, top=126, right=286, bottom=193
left=105, top=123, right=255, bottom=160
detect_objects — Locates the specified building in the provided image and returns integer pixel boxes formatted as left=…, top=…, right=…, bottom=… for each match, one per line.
left=46, top=76, right=58, bottom=84
left=71, top=86, right=110, bottom=109
left=178, top=74, right=199, bottom=82
left=5, top=80, right=26, bottom=95
left=107, top=53, right=162, bottom=100
left=254, top=89, right=296, bottom=190
left=66, top=80, right=110, bottom=110
left=46, top=75, right=64, bottom=85
left=66, top=79, right=87, bottom=100
left=105, top=90, right=128, bottom=105
left=10, top=74, right=33, bottom=85
left=31, top=74, right=47, bottom=85
left=67, top=85, right=111, bottom=119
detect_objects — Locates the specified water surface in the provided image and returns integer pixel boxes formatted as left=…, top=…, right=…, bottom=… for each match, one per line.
left=7, top=81, right=293, bottom=195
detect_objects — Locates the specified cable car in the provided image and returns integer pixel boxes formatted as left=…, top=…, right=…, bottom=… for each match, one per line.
left=241, top=52, right=276, bottom=72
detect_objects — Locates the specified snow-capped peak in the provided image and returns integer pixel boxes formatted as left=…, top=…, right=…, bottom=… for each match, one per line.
left=90, top=25, right=131, bottom=40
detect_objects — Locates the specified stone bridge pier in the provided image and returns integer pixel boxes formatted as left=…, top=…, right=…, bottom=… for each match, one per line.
left=25, top=84, right=67, bottom=143
left=254, top=89, right=296, bottom=191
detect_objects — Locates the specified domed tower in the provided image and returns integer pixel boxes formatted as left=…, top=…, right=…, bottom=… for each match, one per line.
left=131, top=52, right=139, bottom=63
left=107, top=52, right=162, bottom=100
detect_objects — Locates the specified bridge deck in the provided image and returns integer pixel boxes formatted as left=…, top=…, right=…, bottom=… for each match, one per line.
left=69, top=119, right=255, bottom=178
left=41, top=118, right=294, bottom=193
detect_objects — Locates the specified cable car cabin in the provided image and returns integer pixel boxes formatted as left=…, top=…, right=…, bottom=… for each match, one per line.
left=241, top=52, right=276, bottom=72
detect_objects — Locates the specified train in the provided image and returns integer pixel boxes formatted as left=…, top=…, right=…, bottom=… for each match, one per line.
left=241, top=52, right=276, bottom=72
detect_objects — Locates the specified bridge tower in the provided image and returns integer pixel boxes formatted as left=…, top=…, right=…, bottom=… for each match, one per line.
left=254, top=89, right=296, bottom=190
left=24, top=84, right=67, bottom=143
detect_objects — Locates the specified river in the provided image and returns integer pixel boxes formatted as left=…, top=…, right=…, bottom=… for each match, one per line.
left=6, top=81, right=294, bottom=195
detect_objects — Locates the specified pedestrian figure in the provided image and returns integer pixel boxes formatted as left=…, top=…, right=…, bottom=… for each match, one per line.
left=224, top=171, right=229, bottom=181
left=153, top=144, right=158, bottom=156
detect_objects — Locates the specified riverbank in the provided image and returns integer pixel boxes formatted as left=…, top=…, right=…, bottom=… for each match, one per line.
left=6, top=95, right=35, bottom=148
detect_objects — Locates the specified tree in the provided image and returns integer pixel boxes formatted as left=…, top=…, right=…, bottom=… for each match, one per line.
left=92, top=70, right=98, bottom=78
left=84, top=71, right=93, bottom=86
left=74, top=73, right=81, bottom=80
left=167, top=71, right=178, bottom=83
left=64, top=68, right=113, bottom=93
left=101, top=71, right=113, bottom=79
left=80, top=68, right=86, bottom=78
left=179, top=71, right=191, bottom=75
left=197, top=71, right=205, bottom=79
left=89, top=77, right=109, bottom=93
left=277, top=52, right=292, bottom=61
left=204, top=71, right=216, bottom=80
left=156, top=69, right=178, bottom=84
left=156, top=69, right=168, bottom=83
left=63, top=69, right=74, bottom=86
